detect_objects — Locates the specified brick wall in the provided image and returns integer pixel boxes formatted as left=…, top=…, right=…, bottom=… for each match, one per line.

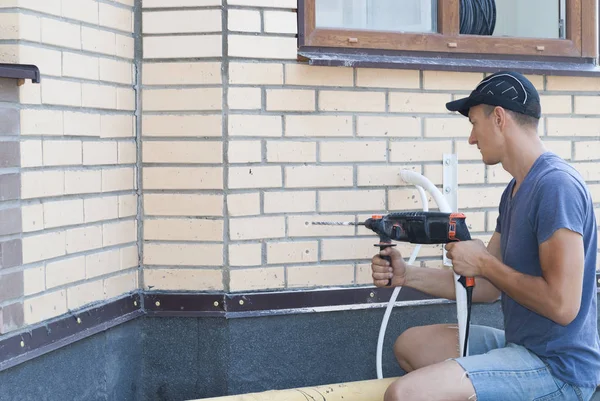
left=140, top=0, right=226, bottom=291
left=1, top=0, right=598, bottom=336
left=0, top=77, right=25, bottom=334
left=140, top=0, right=600, bottom=295
left=0, top=0, right=138, bottom=335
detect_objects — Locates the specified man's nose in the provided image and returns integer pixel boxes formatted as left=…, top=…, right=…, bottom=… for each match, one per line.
left=468, top=133, right=476, bottom=145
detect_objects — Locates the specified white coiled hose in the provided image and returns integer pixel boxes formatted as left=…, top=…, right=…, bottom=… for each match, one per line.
left=375, top=170, right=468, bottom=379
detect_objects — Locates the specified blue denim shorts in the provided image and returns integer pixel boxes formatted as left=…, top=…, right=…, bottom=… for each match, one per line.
left=452, top=325, right=597, bottom=401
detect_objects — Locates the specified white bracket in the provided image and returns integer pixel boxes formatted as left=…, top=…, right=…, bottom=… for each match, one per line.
left=443, top=153, right=458, bottom=266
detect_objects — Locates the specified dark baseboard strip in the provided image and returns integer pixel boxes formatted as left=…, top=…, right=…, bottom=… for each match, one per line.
left=0, top=287, right=438, bottom=370
left=0, top=293, right=142, bottom=372
left=225, top=286, right=435, bottom=313
left=142, top=286, right=437, bottom=317
left=143, top=292, right=225, bottom=317
left=1, top=275, right=599, bottom=372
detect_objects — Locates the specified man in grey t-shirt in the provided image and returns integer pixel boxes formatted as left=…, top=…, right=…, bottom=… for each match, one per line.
left=371, top=71, right=600, bottom=401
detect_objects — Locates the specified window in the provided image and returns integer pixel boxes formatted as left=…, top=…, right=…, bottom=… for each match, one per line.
left=299, top=0, right=598, bottom=62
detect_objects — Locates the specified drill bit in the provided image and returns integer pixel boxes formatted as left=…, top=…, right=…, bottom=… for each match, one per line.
left=311, top=221, right=365, bottom=226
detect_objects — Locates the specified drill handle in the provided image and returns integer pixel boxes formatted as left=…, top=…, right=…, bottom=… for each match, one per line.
left=449, top=215, right=475, bottom=289
left=376, top=241, right=396, bottom=287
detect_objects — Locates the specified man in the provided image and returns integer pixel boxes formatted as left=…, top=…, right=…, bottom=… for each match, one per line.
left=371, top=71, right=600, bottom=401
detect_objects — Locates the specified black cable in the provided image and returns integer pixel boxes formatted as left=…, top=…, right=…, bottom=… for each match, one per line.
left=460, top=0, right=496, bottom=36
left=463, top=287, right=474, bottom=357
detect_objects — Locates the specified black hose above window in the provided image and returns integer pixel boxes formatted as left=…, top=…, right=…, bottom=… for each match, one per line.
left=460, top=0, right=496, bottom=36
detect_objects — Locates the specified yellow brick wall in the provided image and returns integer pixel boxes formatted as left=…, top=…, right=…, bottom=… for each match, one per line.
left=140, top=0, right=225, bottom=291
left=0, top=0, right=138, bottom=329
left=1, top=0, right=599, bottom=336
left=138, top=0, right=600, bottom=294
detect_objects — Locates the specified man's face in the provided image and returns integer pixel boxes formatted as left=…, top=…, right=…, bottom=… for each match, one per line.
left=467, top=105, right=502, bottom=165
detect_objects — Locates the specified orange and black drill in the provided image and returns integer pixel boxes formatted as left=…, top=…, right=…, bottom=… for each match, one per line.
left=313, top=211, right=473, bottom=287
left=313, top=211, right=475, bottom=355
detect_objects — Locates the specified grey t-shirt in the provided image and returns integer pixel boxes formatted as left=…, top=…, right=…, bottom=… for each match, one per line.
left=496, top=151, right=600, bottom=388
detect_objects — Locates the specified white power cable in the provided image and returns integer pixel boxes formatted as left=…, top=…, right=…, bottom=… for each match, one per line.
left=376, top=185, right=428, bottom=379
left=376, top=170, right=466, bottom=379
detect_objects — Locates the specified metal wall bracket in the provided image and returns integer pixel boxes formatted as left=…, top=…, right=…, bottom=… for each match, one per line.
left=443, top=153, right=458, bottom=266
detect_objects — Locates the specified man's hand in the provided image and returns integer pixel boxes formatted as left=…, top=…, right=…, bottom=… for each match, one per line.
left=445, top=239, right=491, bottom=278
left=371, top=246, right=408, bottom=287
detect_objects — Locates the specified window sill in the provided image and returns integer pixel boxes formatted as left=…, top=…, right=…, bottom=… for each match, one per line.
left=0, top=63, right=40, bottom=84
left=298, top=47, right=600, bottom=77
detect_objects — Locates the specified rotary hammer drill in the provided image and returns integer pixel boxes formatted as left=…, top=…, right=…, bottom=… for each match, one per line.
left=364, top=211, right=473, bottom=288
left=314, top=211, right=473, bottom=287
left=313, top=211, right=475, bottom=356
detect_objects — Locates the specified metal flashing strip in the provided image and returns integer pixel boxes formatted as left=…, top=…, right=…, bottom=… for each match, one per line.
left=222, top=298, right=454, bottom=320
left=0, top=287, right=434, bottom=371
left=1, top=275, right=599, bottom=371
left=141, top=286, right=436, bottom=317
left=0, top=293, right=142, bottom=372
left=0, top=64, right=41, bottom=83
left=143, top=292, right=225, bottom=317
left=224, top=286, right=435, bottom=313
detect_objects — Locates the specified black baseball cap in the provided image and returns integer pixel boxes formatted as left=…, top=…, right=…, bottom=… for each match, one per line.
left=446, top=71, right=541, bottom=119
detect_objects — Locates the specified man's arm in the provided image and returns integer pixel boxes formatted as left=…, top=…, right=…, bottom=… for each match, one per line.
left=479, top=228, right=584, bottom=326
left=472, top=232, right=502, bottom=303
left=399, top=232, right=503, bottom=303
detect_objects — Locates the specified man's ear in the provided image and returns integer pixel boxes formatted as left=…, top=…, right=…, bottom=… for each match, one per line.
left=493, top=106, right=506, bottom=129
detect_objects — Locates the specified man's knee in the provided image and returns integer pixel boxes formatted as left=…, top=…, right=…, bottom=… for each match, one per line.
left=393, top=326, right=424, bottom=371
left=394, top=324, right=461, bottom=372
left=384, top=361, right=477, bottom=401
left=384, top=376, right=419, bottom=401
